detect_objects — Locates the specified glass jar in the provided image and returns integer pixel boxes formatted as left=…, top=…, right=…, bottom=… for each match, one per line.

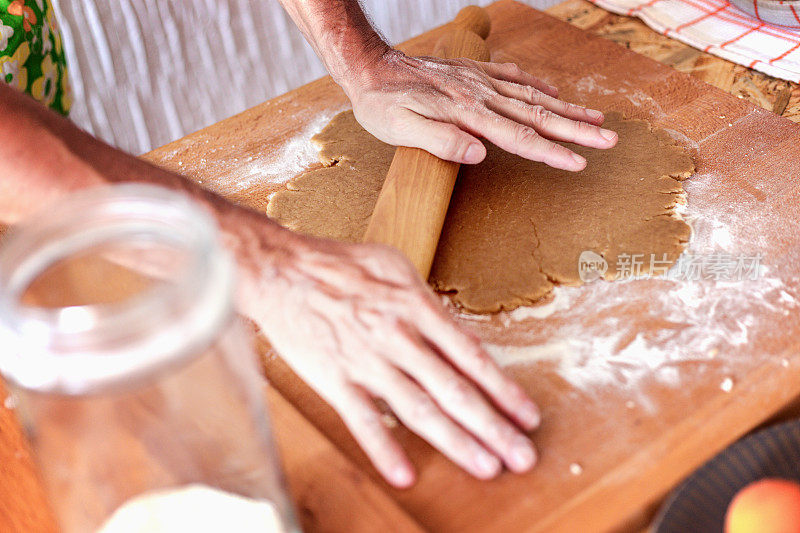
left=0, top=184, right=300, bottom=532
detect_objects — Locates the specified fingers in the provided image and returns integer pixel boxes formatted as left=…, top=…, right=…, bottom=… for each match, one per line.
left=464, top=110, right=587, bottom=171
left=489, top=98, right=617, bottom=150
left=480, top=61, right=559, bottom=99
left=394, top=108, right=486, bottom=164
left=333, top=384, right=417, bottom=488
left=414, top=299, right=541, bottom=433
left=356, top=363, right=503, bottom=480
left=491, top=78, right=606, bottom=127
left=389, top=325, right=537, bottom=473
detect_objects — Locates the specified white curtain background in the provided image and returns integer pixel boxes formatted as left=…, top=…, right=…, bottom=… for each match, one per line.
left=50, top=1, right=559, bottom=155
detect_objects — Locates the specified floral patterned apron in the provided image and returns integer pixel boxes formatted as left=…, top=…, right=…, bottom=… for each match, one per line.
left=1, top=0, right=70, bottom=114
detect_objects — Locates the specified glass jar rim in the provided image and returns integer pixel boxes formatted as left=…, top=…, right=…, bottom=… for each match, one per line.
left=0, top=184, right=235, bottom=395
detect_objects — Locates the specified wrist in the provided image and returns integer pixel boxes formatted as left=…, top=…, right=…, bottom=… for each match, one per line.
left=331, top=34, right=394, bottom=99
left=220, top=208, right=308, bottom=314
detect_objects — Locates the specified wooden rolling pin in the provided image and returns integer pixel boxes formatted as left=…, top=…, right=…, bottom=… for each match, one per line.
left=362, top=6, right=491, bottom=277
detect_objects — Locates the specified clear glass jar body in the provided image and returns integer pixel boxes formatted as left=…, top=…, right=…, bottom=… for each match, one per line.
left=0, top=185, right=299, bottom=532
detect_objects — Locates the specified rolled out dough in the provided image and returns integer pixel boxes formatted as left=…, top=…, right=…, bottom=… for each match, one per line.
left=267, top=110, right=694, bottom=313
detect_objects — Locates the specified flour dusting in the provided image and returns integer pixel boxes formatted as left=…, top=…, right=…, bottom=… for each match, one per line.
left=476, top=170, right=799, bottom=409
left=156, top=108, right=348, bottom=194
left=574, top=74, right=615, bottom=96
left=234, top=111, right=344, bottom=190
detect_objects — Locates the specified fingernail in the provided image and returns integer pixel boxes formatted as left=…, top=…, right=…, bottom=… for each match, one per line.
left=464, top=143, right=483, bottom=163
left=475, top=450, right=501, bottom=477
left=510, top=438, right=537, bottom=472
left=599, top=128, right=617, bottom=142
left=392, top=465, right=415, bottom=487
left=571, top=153, right=586, bottom=168
left=548, top=84, right=559, bottom=94
left=520, top=402, right=541, bottom=429
left=588, top=109, right=604, bottom=121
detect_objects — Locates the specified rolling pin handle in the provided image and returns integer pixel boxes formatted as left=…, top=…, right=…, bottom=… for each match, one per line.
left=453, top=6, right=492, bottom=39
left=433, top=6, right=492, bottom=61
left=362, top=5, right=492, bottom=278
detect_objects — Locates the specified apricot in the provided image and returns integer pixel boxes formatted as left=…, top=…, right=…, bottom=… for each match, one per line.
left=725, top=478, right=800, bottom=533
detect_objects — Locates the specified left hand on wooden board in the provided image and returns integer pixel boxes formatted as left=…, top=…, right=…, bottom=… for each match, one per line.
left=237, top=231, right=542, bottom=487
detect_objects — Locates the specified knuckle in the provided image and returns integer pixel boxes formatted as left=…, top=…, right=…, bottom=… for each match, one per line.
left=450, top=91, right=480, bottom=110
left=392, top=254, right=420, bottom=280
left=444, top=378, right=474, bottom=406
left=513, top=125, right=541, bottom=148
left=575, top=119, right=597, bottom=136
left=544, top=139, right=564, bottom=156
left=463, top=68, right=484, bottom=84
left=566, top=102, right=584, bottom=115
left=372, top=244, right=415, bottom=276
left=465, top=73, right=495, bottom=96
left=346, top=361, right=378, bottom=387
left=472, top=349, right=497, bottom=374
left=381, top=242, right=408, bottom=261
left=355, top=407, right=384, bottom=433
left=408, top=289, right=434, bottom=312
left=523, top=85, right=540, bottom=103
left=540, top=141, right=564, bottom=161
left=527, top=104, right=550, bottom=126
left=408, top=396, right=439, bottom=424
left=439, top=131, right=467, bottom=160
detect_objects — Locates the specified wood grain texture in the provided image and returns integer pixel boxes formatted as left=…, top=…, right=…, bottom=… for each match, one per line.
left=363, top=7, right=491, bottom=277
left=2, top=1, right=800, bottom=532
left=547, top=0, right=800, bottom=123
left=453, top=5, right=493, bottom=39
left=0, top=382, right=57, bottom=533
left=224, top=3, right=800, bottom=532
left=267, top=386, right=425, bottom=533
left=363, top=146, right=462, bottom=277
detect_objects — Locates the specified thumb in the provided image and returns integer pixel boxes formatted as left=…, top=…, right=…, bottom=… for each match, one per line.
left=393, top=109, right=486, bottom=164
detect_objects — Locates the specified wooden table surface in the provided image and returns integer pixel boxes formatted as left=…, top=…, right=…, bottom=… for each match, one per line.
left=549, top=0, right=800, bottom=123
left=2, top=1, right=800, bottom=532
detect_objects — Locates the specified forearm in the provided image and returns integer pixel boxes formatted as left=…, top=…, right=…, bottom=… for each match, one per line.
left=0, top=84, right=299, bottom=289
left=278, top=0, right=389, bottom=95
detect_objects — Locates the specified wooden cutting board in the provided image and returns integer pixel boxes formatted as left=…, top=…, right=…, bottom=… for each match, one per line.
left=140, top=1, right=800, bottom=531
left=20, top=1, right=793, bottom=531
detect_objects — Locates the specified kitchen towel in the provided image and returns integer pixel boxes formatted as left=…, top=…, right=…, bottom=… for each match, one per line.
left=589, top=0, right=800, bottom=81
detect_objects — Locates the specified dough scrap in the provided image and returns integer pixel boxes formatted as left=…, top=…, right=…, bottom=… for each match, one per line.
left=267, top=110, right=694, bottom=313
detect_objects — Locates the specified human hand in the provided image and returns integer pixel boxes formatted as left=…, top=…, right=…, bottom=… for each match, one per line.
left=240, top=232, right=540, bottom=488
left=341, top=49, right=617, bottom=171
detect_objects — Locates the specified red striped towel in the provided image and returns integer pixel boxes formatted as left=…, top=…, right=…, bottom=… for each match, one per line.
left=588, top=0, right=800, bottom=81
